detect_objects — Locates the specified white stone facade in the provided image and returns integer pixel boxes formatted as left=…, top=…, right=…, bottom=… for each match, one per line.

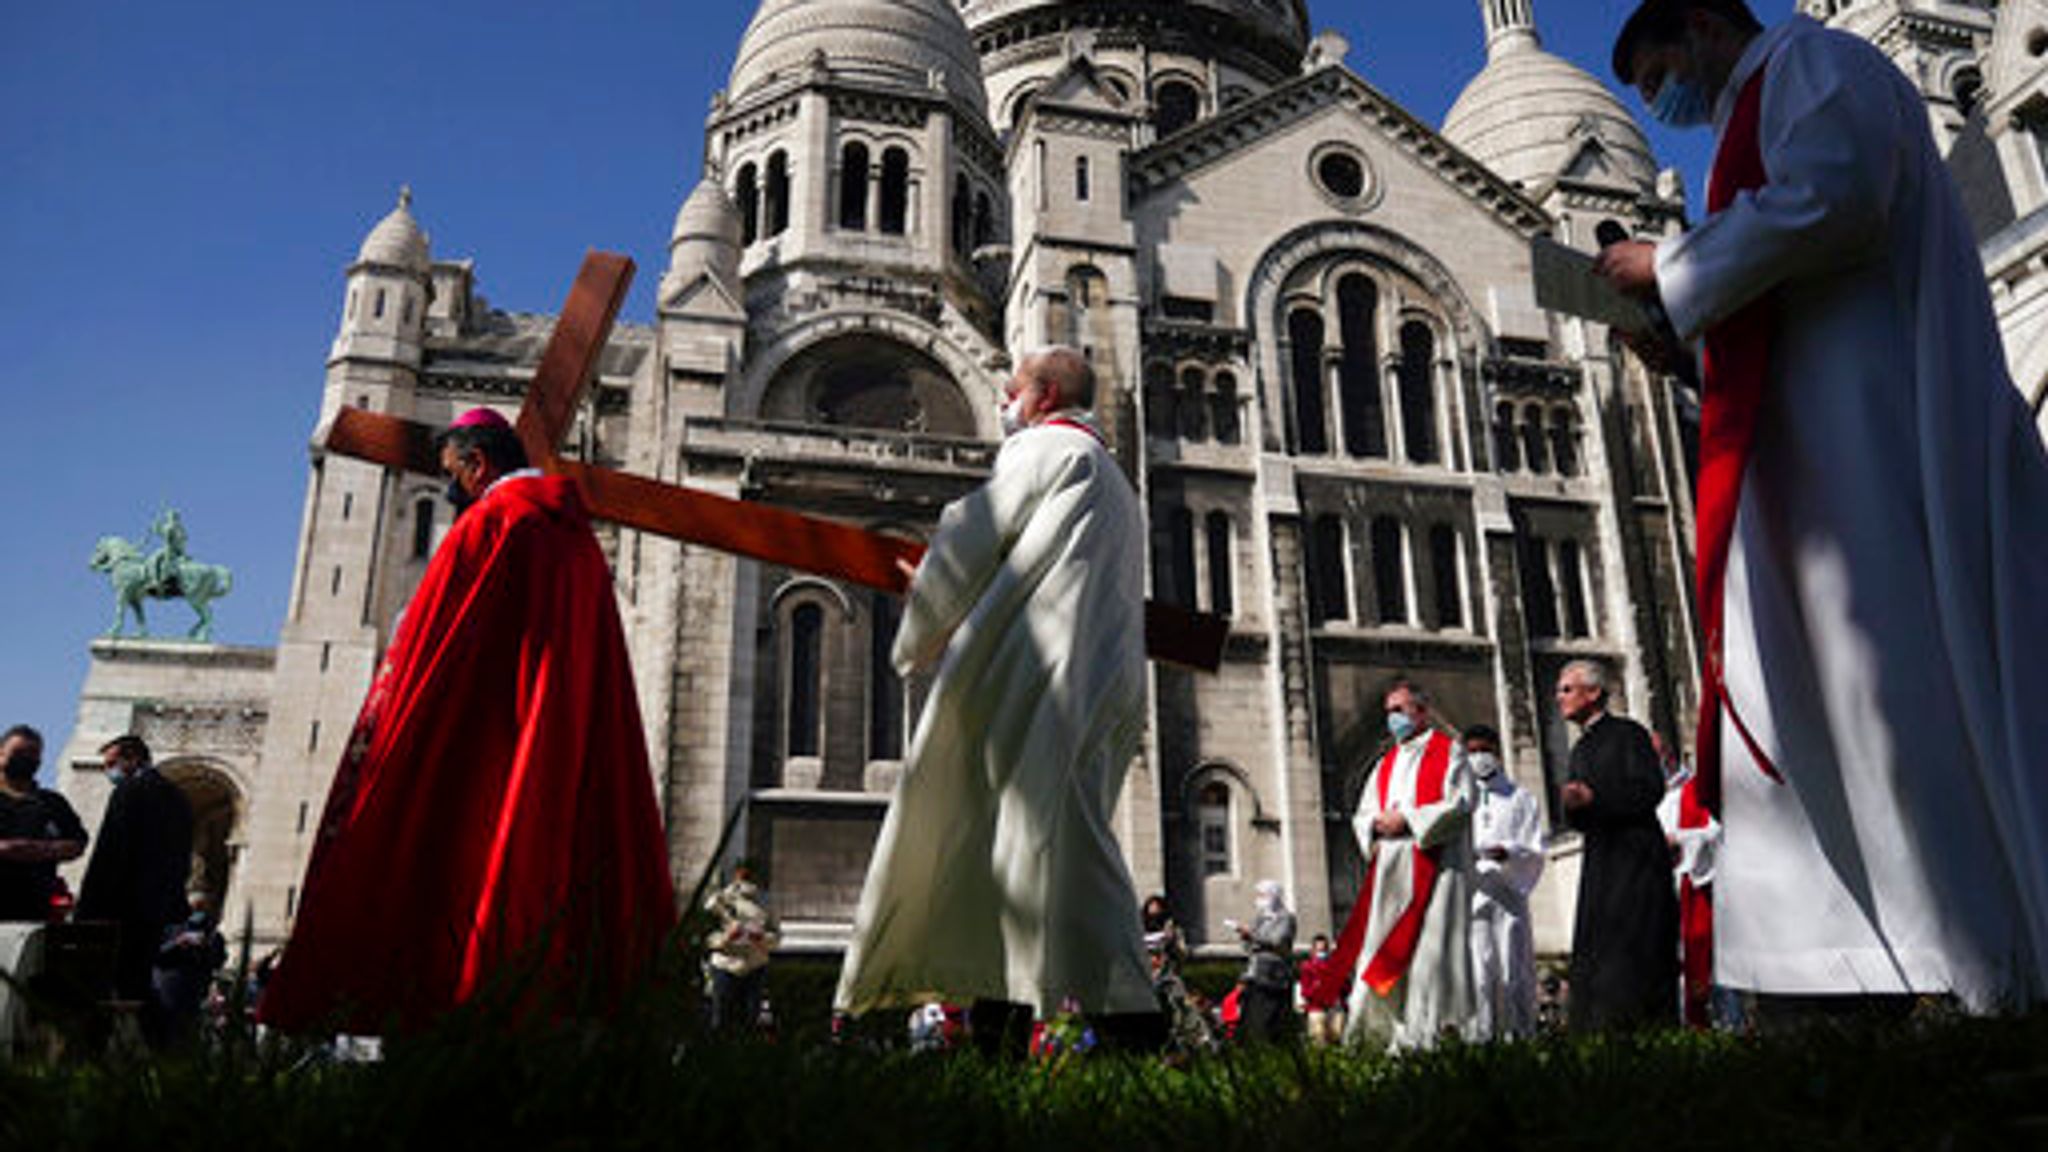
left=56, top=0, right=2045, bottom=961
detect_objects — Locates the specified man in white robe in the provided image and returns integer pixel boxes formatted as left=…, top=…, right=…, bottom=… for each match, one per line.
left=1600, top=0, right=2048, bottom=1012
left=834, top=346, right=1158, bottom=1027
left=1336, top=681, right=1478, bottom=1049
left=1464, top=725, right=1544, bottom=1041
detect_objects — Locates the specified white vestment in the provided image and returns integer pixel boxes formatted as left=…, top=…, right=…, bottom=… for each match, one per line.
left=834, top=416, right=1156, bottom=1017
left=1656, top=768, right=1721, bottom=890
left=1657, top=17, right=2048, bottom=1009
left=1470, top=772, right=1544, bottom=1040
left=1344, top=733, right=1478, bottom=1049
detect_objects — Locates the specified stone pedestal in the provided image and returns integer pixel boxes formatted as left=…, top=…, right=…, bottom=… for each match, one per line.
left=54, top=639, right=274, bottom=920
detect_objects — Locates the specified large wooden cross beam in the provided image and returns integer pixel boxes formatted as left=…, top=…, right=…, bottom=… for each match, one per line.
left=319, top=252, right=1229, bottom=672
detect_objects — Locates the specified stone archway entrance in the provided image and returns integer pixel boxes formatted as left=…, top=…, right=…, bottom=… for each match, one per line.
left=157, top=760, right=242, bottom=917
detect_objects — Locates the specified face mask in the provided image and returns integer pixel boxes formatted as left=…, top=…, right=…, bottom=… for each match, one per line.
left=445, top=477, right=476, bottom=516
left=1469, top=752, right=1502, bottom=781
left=999, top=397, right=1027, bottom=438
left=4, top=754, right=37, bottom=783
left=1647, top=47, right=1712, bottom=128
left=1387, top=711, right=1417, bottom=743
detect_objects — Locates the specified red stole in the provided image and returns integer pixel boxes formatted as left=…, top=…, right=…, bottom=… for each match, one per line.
left=1684, top=64, right=1779, bottom=1026
left=1042, top=415, right=1106, bottom=445
left=1329, top=730, right=1455, bottom=996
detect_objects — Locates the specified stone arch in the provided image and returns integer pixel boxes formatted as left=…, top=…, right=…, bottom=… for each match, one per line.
left=156, top=757, right=246, bottom=916
left=737, top=313, right=999, bottom=439
left=1179, top=760, right=1274, bottom=826
left=1248, top=221, right=1488, bottom=458
left=770, top=576, right=857, bottom=621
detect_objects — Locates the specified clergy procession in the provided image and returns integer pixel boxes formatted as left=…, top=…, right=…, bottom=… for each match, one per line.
left=9, top=0, right=2048, bottom=1095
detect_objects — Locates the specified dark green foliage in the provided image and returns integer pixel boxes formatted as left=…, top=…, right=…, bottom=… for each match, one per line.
left=4, top=1007, right=2046, bottom=1150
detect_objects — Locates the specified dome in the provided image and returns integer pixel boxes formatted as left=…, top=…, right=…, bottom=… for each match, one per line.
left=672, top=177, right=743, bottom=251
left=1443, top=37, right=1657, bottom=193
left=961, top=0, right=1310, bottom=58
left=357, top=187, right=430, bottom=271
left=729, top=0, right=987, bottom=117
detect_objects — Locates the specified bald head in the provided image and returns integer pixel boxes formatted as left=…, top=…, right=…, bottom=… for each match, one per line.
left=1017, top=345, right=1097, bottom=412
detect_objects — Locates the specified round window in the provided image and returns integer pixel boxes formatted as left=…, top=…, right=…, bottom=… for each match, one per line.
left=1317, top=151, right=1366, bottom=200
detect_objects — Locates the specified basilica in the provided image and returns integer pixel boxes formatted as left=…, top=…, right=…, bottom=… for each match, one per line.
left=57, top=0, right=2048, bottom=956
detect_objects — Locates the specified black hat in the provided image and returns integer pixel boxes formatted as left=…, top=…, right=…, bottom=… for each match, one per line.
left=1612, top=0, right=1760, bottom=85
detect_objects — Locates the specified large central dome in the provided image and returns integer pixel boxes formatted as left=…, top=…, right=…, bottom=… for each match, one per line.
left=959, top=0, right=1311, bottom=59
left=729, top=0, right=988, bottom=117
left=1442, top=20, right=1656, bottom=194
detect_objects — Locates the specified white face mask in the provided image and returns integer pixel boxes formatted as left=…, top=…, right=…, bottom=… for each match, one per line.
left=999, top=396, right=1027, bottom=438
left=1470, top=752, right=1502, bottom=781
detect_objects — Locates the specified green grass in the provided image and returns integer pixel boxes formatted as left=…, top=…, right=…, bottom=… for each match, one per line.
left=3, top=991, right=2045, bottom=1151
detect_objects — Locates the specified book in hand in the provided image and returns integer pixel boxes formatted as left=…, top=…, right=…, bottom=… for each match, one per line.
left=1530, top=236, right=1658, bottom=336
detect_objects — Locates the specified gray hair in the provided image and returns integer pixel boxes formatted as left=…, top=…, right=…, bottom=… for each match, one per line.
left=1560, top=659, right=1609, bottom=700
left=1018, top=344, right=1097, bottom=410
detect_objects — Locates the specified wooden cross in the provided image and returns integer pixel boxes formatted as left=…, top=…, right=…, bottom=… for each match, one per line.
left=320, top=252, right=1229, bottom=672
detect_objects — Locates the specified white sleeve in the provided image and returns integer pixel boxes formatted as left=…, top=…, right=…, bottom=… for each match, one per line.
left=892, top=437, right=1063, bottom=673
left=1656, top=32, right=1905, bottom=340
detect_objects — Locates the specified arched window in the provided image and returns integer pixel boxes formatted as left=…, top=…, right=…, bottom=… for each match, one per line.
left=1166, top=506, right=1197, bottom=609
left=1145, top=362, right=1178, bottom=441
left=952, top=174, right=973, bottom=256
left=1371, top=516, right=1408, bottom=625
left=1494, top=401, right=1521, bottom=472
left=1196, top=780, right=1232, bottom=876
left=735, top=163, right=760, bottom=245
left=1519, top=535, right=1559, bottom=639
left=1178, top=366, right=1209, bottom=442
left=764, top=152, right=791, bottom=238
left=1289, top=309, right=1329, bottom=455
left=1075, top=156, right=1091, bottom=202
left=1559, top=540, right=1591, bottom=638
left=1210, top=372, right=1241, bottom=445
left=879, top=148, right=910, bottom=235
left=839, top=142, right=870, bottom=231
left=1399, top=321, right=1439, bottom=464
left=412, top=498, right=435, bottom=560
left=1309, top=514, right=1350, bottom=624
left=1337, top=276, right=1386, bottom=458
left=1549, top=405, right=1581, bottom=477
left=973, top=192, right=994, bottom=248
left=869, top=593, right=904, bottom=761
left=1154, top=79, right=1201, bottom=137
left=1430, top=524, right=1463, bottom=630
left=374, top=289, right=386, bottom=319
left=1067, top=266, right=1110, bottom=361
left=1520, top=404, right=1551, bottom=475
left=786, top=602, right=823, bottom=759
left=1206, top=511, right=1235, bottom=617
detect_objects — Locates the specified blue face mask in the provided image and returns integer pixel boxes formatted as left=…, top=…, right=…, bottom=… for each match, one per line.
left=1387, top=711, right=1417, bottom=743
left=1649, top=73, right=1712, bottom=128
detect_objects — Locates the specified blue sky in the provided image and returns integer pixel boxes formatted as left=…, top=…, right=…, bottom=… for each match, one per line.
left=0, top=1, right=1792, bottom=770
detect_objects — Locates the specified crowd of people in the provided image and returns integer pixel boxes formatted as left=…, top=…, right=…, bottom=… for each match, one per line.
left=1, top=729, right=225, bottom=1050
left=4, top=0, right=2044, bottom=1065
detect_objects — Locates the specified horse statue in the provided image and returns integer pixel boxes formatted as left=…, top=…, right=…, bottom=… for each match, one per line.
left=89, top=509, right=234, bottom=642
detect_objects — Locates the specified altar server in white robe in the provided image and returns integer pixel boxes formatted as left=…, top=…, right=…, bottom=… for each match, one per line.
left=1464, top=725, right=1545, bottom=1040
left=1599, top=0, right=2048, bottom=1011
left=835, top=346, right=1158, bottom=1021
left=1336, top=681, right=1478, bottom=1049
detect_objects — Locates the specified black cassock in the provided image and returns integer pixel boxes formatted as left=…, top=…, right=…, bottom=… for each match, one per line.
left=1565, top=712, right=1678, bottom=1030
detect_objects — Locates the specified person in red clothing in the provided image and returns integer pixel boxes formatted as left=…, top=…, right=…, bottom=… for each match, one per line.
left=258, top=409, right=675, bottom=1035
left=1297, top=934, right=1350, bottom=1046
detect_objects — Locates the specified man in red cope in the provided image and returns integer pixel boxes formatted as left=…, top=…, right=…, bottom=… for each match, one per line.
left=1330, top=680, right=1477, bottom=1049
left=259, top=408, right=675, bottom=1034
left=1597, top=0, right=2048, bottom=1016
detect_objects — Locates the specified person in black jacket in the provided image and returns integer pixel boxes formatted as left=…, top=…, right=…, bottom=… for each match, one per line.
left=76, top=735, right=192, bottom=1042
left=1556, top=661, right=1678, bottom=1030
